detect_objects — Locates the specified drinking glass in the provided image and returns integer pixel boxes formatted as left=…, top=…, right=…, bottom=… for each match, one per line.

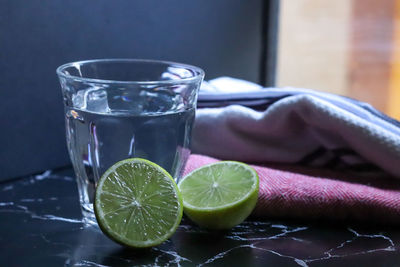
left=57, top=59, right=204, bottom=224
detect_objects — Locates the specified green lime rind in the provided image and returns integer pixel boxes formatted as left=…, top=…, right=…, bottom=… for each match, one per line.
left=178, top=161, right=259, bottom=229
left=94, top=158, right=183, bottom=248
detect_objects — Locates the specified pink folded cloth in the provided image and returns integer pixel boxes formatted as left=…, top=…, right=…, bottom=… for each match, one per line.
left=183, top=154, right=400, bottom=224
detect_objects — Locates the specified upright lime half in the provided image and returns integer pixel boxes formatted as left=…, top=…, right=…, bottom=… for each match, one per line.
left=94, top=158, right=183, bottom=248
left=178, top=161, right=259, bottom=229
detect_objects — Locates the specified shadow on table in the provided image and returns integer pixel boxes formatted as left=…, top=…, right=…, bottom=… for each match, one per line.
left=98, top=226, right=257, bottom=266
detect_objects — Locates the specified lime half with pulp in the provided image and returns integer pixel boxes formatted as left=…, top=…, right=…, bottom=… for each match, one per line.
left=94, top=158, right=183, bottom=248
left=178, top=161, right=259, bottom=229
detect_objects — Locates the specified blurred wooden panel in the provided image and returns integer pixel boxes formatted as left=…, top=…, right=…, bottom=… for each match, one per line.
left=277, top=0, right=400, bottom=118
left=276, top=0, right=351, bottom=95
left=348, top=0, right=396, bottom=112
left=388, top=0, right=400, bottom=119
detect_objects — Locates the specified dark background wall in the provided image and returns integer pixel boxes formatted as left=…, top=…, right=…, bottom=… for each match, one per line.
left=0, top=0, right=267, bottom=180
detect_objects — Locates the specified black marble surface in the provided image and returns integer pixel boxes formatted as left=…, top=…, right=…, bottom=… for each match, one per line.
left=1, top=169, right=400, bottom=267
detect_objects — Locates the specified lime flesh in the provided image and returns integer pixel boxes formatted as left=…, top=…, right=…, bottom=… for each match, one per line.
left=178, top=161, right=259, bottom=229
left=94, top=158, right=183, bottom=248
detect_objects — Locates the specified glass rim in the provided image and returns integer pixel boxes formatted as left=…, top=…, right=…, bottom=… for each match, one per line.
left=56, top=58, right=205, bottom=85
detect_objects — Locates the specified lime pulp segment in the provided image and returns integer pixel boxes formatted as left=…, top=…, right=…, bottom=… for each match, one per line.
left=178, top=161, right=259, bottom=229
left=94, top=158, right=183, bottom=248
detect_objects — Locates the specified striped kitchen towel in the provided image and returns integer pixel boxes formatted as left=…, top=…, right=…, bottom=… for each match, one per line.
left=193, top=77, right=400, bottom=178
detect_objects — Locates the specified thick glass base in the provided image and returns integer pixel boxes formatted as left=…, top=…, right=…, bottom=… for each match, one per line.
left=81, top=203, right=98, bottom=226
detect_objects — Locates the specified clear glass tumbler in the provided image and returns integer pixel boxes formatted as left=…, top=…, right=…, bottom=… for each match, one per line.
left=57, top=59, right=204, bottom=224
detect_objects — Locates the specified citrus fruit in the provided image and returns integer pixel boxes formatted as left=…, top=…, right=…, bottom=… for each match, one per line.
left=178, top=161, right=259, bottom=229
left=94, top=158, right=183, bottom=248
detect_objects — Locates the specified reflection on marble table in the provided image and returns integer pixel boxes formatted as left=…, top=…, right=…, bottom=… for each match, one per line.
left=0, top=169, right=399, bottom=266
